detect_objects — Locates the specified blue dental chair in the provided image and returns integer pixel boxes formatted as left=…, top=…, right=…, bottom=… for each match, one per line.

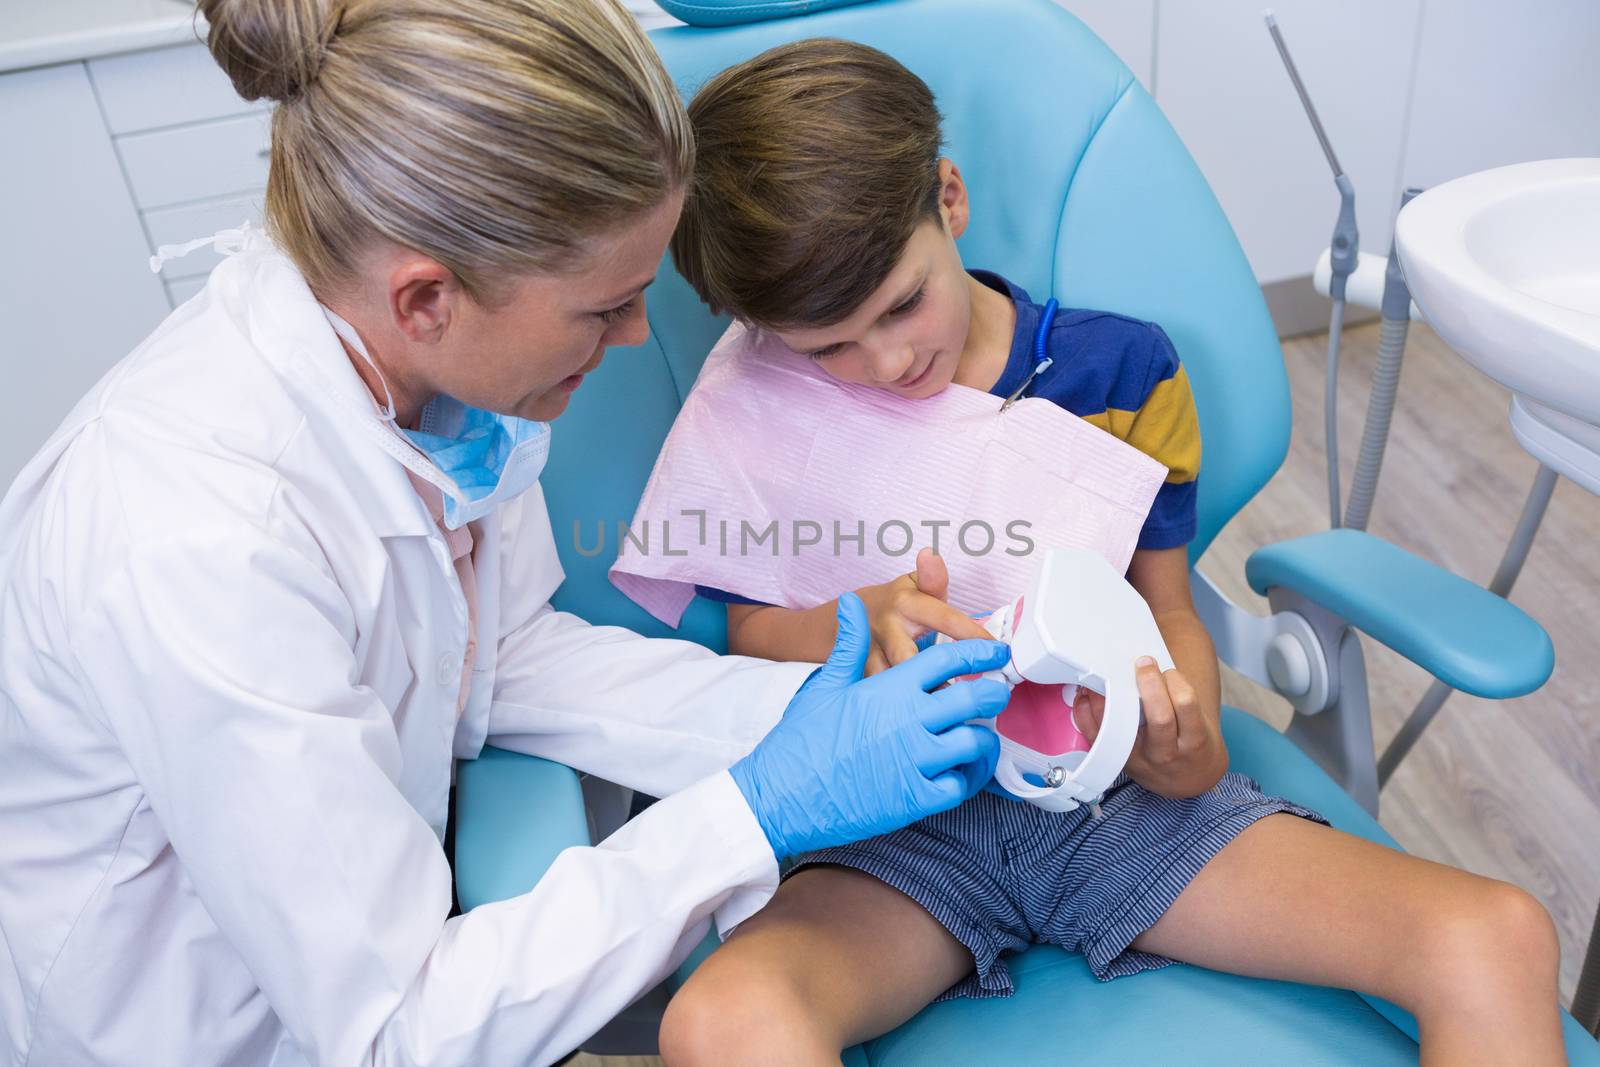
left=452, top=0, right=1600, bottom=1061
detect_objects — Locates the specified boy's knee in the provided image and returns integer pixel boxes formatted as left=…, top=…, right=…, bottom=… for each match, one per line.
left=1453, top=882, right=1557, bottom=968
left=659, top=966, right=819, bottom=1066
left=658, top=980, right=720, bottom=1067
left=1412, top=881, right=1558, bottom=1004
left=1484, top=883, right=1560, bottom=971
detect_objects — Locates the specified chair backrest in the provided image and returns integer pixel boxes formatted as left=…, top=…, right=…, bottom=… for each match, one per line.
left=539, top=0, right=1289, bottom=649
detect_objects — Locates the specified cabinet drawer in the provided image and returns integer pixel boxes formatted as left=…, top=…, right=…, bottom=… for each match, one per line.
left=166, top=275, right=208, bottom=308
left=144, top=195, right=264, bottom=280
left=90, top=43, right=266, bottom=134
left=117, top=112, right=271, bottom=210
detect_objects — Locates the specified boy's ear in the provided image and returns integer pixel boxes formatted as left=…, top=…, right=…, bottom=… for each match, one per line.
left=937, top=159, right=972, bottom=239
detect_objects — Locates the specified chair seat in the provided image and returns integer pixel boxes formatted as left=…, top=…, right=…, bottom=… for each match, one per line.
left=851, top=707, right=1600, bottom=1066
left=859, top=948, right=1416, bottom=1066
left=453, top=715, right=1598, bottom=1064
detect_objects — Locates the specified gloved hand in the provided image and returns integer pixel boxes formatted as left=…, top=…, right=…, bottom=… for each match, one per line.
left=730, top=592, right=1012, bottom=861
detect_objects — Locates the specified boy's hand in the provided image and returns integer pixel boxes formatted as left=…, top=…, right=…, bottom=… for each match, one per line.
left=1075, top=657, right=1227, bottom=798
left=855, top=548, right=992, bottom=676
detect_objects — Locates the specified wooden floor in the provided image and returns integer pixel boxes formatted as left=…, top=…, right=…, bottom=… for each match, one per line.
left=577, top=317, right=1600, bottom=1063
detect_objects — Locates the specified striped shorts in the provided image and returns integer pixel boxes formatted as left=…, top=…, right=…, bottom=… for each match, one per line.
left=790, top=773, right=1325, bottom=1000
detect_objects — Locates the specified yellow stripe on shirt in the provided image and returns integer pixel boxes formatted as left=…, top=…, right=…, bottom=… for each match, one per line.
left=1084, top=365, right=1201, bottom=485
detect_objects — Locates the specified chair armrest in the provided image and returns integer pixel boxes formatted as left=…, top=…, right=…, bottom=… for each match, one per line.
left=453, top=746, right=590, bottom=911
left=1245, top=528, right=1553, bottom=699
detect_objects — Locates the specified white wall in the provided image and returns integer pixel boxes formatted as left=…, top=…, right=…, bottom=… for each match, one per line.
left=1400, top=0, right=1600, bottom=190
left=1155, top=0, right=1421, bottom=285
left=1049, top=0, right=1155, bottom=91
left=621, top=0, right=684, bottom=31
left=1057, top=0, right=1600, bottom=287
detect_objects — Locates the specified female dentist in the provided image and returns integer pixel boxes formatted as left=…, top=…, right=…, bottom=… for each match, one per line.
left=0, top=2, right=1009, bottom=1064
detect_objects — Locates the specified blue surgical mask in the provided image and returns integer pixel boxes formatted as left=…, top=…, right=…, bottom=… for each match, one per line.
left=402, top=396, right=551, bottom=529
left=323, top=307, right=551, bottom=529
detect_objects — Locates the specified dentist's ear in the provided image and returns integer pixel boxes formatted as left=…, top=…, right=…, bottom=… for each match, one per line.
left=388, top=256, right=458, bottom=344
left=937, top=158, right=972, bottom=239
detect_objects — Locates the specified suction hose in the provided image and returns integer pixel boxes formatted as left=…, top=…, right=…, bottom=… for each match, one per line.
left=1343, top=189, right=1422, bottom=531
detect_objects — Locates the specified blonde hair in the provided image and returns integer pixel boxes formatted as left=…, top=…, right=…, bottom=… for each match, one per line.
left=199, top=0, right=693, bottom=300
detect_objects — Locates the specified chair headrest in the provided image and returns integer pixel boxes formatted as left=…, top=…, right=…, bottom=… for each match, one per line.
left=654, top=0, right=873, bottom=28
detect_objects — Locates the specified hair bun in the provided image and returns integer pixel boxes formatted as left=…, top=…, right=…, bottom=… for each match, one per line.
left=199, top=0, right=340, bottom=104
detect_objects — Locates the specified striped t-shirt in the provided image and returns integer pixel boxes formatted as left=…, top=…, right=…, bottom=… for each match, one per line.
left=976, top=269, right=1200, bottom=551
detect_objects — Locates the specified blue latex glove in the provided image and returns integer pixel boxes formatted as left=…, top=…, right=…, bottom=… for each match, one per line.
left=915, top=618, right=1025, bottom=803
left=730, top=592, right=1012, bottom=861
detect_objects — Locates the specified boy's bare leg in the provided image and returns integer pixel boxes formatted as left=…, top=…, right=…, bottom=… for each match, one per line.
left=659, top=866, right=974, bottom=1066
left=1131, top=814, right=1565, bottom=1066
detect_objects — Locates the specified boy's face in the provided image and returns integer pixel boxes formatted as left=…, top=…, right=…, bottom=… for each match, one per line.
left=772, top=162, right=979, bottom=400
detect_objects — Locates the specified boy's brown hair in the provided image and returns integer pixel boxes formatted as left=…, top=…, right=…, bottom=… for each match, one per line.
left=671, top=38, right=944, bottom=329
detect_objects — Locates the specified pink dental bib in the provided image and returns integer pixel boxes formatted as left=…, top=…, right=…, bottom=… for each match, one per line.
left=608, top=321, right=1168, bottom=752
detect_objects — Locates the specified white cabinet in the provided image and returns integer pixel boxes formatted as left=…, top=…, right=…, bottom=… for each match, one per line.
left=95, top=44, right=269, bottom=282
left=88, top=40, right=264, bottom=132
left=117, top=112, right=271, bottom=209
left=165, top=275, right=209, bottom=306
left=0, top=0, right=671, bottom=487
left=0, top=42, right=265, bottom=485
left=0, top=62, right=171, bottom=488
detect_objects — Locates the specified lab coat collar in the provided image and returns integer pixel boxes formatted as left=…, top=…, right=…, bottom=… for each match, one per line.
left=213, top=240, right=442, bottom=541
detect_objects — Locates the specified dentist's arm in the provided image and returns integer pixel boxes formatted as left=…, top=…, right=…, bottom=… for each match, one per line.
left=484, top=498, right=983, bottom=794
left=82, top=531, right=1009, bottom=1067
left=486, top=604, right=817, bottom=798
left=482, top=486, right=815, bottom=797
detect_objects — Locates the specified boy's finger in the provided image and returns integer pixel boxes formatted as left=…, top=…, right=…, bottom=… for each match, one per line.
left=865, top=645, right=889, bottom=678
left=1136, top=656, right=1177, bottom=762
left=883, top=626, right=921, bottom=669
left=913, top=547, right=950, bottom=600
left=1167, top=670, right=1208, bottom=752
left=900, top=594, right=992, bottom=643
left=1074, top=688, right=1104, bottom=743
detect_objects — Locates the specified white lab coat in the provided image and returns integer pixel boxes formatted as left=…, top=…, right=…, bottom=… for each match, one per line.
left=0, top=237, right=814, bottom=1066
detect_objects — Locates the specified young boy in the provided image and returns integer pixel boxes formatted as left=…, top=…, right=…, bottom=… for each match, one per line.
left=656, top=39, right=1564, bottom=1065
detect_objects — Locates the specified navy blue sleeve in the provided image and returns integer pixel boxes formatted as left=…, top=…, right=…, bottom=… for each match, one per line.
left=1136, top=479, right=1198, bottom=550
left=694, top=584, right=770, bottom=607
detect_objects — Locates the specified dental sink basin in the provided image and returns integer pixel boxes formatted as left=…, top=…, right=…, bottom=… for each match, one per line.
left=1397, top=158, right=1600, bottom=492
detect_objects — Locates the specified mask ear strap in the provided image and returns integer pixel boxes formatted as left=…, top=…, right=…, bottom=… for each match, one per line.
left=322, top=307, right=397, bottom=423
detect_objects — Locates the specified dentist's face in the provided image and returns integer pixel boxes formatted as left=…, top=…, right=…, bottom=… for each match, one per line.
left=345, top=189, right=683, bottom=428
left=449, top=189, right=685, bottom=423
